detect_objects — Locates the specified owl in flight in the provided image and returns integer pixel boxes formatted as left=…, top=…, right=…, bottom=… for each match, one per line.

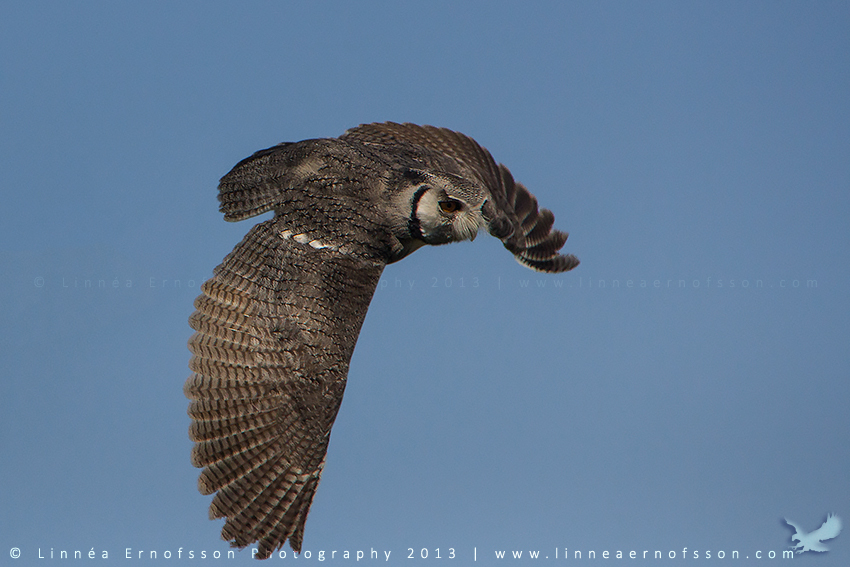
left=185, top=122, right=579, bottom=558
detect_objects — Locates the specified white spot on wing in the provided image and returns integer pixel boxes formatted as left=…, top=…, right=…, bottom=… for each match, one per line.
left=279, top=227, right=341, bottom=253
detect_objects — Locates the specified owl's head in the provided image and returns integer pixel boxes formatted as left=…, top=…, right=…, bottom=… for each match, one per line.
left=400, top=169, right=487, bottom=247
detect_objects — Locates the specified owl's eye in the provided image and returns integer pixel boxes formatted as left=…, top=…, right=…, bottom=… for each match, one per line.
left=438, top=200, right=461, bottom=214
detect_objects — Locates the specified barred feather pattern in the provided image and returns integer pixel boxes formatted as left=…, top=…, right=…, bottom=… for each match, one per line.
left=342, top=122, right=579, bottom=273
left=186, top=219, right=384, bottom=559
left=187, top=123, right=578, bottom=558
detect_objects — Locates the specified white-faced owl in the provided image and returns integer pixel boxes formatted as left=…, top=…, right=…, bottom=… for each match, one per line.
left=185, top=123, right=579, bottom=558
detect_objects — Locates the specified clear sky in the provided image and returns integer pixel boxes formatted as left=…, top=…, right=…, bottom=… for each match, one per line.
left=1, top=1, right=848, bottom=564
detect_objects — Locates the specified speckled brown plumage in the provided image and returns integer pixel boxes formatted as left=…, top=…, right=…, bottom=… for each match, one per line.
left=186, top=123, right=579, bottom=559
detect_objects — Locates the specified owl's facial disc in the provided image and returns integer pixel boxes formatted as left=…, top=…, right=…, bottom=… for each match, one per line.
left=411, top=184, right=484, bottom=244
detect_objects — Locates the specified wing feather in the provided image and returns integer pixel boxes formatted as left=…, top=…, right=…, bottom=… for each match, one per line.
left=342, top=122, right=579, bottom=272
left=186, top=218, right=384, bottom=558
left=189, top=122, right=577, bottom=558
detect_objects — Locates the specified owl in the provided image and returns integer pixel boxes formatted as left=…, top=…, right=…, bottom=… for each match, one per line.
left=185, top=122, right=579, bottom=558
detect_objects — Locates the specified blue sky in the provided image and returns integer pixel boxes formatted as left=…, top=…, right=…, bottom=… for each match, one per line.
left=1, top=1, right=848, bottom=564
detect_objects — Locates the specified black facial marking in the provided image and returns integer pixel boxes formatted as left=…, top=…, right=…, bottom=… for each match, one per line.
left=408, top=185, right=429, bottom=240
left=403, top=168, right=427, bottom=181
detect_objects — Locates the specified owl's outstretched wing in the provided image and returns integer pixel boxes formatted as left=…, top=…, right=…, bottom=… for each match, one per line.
left=185, top=217, right=384, bottom=558
left=341, top=122, right=579, bottom=273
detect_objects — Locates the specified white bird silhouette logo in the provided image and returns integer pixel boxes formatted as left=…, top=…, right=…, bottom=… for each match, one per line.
left=784, top=513, right=842, bottom=554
